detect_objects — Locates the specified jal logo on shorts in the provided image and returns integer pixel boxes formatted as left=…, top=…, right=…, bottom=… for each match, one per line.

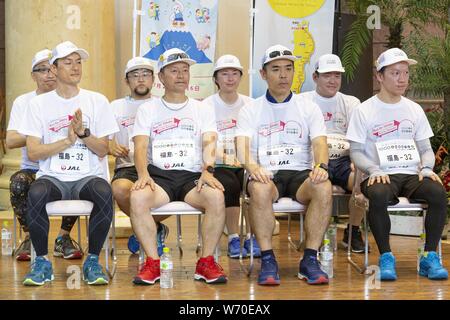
left=270, top=160, right=276, bottom=166
left=61, top=165, right=66, bottom=171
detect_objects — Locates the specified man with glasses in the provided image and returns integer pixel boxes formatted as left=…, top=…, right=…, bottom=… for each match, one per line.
left=300, top=54, right=367, bottom=253
left=7, top=49, right=82, bottom=261
left=347, top=48, right=448, bottom=281
left=130, top=48, right=228, bottom=285
left=19, top=41, right=119, bottom=286
left=110, top=57, right=169, bottom=257
left=235, top=44, right=332, bottom=285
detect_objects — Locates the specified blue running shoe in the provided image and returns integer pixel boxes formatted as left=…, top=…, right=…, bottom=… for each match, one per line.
left=228, top=237, right=246, bottom=258
left=258, top=254, right=280, bottom=285
left=128, top=234, right=140, bottom=254
left=379, top=252, right=397, bottom=281
left=156, top=222, right=169, bottom=257
left=83, top=254, right=109, bottom=285
left=23, top=256, right=54, bottom=286
left=244, top=236, right=261, bottom=258
left=298, top=255, right=329, bottom=285
left=419, top=251, right=448, bottom=280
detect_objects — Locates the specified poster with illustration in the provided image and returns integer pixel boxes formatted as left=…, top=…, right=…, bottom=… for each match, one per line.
left=252, top=0, right=335, bottom=98
left=140, top=0, right=218, bottom=99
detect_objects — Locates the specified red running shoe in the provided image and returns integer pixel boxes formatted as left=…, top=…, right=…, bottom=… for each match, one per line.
left=194, top=256, right=227, bottom=284
left=133, top=257, right=160, bottom=285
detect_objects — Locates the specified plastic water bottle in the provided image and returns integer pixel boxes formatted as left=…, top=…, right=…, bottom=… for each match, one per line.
left=319, top=239, right=333, bottom=278
left=1, top=221, right=12, bottom=256
left=160, top=247, right=173, bottom=288
left=325, top=219, right=337, bottom=251
left=417, top=233, right=426, bottom=271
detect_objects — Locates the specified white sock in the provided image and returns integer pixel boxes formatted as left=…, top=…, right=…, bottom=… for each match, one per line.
left=246, top=233, right=252, bottom=240
left=228, top=233, right=239, bottom=242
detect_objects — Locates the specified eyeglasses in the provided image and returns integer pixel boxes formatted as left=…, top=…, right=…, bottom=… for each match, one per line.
left=32, top=68, right=52, bottom=74
left=165, top=52, right=190, bottom=63
left=128, top=71, right=153, bottom=80
left=268, top=50, right=293, bottom=59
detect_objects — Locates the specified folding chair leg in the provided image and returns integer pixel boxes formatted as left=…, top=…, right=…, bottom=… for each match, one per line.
left=239, top=200, right=253, bottom=276
left=77, top=218, right=82, bottom=252
left=177, top=215, right=184, bottom=256
left=347, top=211, right=368, bottom=274
left=13, top=213, right=17, bottom=253
left=287, top=213, right=302, bottom=251
left=195, top=215, right=202, bottom=255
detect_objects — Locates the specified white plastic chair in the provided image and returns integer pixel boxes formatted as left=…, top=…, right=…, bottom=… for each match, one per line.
left=138, top=201, right=219, bottom=265
left=238, top=169, right=308, bottom=276
left=347, top=170, right=442, bottom=274
left=29, top=157, right=117, bottom=278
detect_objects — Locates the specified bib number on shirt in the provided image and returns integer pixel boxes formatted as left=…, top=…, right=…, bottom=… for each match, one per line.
left=327, top=134, right=350, bottom=159
left=218, top=136, right=237, bottom=166
left=50, top=141, right=90, bottom=174
left=152, top=139, right=196, bottom=170
left=375, top=139, right=420, bottom=171
left=258, top=144, right=308, bottom=170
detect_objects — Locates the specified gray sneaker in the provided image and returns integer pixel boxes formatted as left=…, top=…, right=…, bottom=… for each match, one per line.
left=53, top=234, right=83, bottom=259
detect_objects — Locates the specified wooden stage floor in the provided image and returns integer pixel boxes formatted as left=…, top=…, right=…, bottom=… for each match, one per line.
left=1, top=215, right=449, bottom=301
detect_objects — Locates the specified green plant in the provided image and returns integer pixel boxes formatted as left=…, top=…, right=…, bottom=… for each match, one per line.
left=340, top=0, right=448, bottom=82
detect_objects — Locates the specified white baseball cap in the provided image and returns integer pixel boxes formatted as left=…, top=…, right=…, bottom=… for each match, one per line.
left=375, top=48, right=417, bottom=71
left=314, top=54, right=345, bottom=73
left=261, top=44, right=297, bottom=68
left=31, top=49, right=53, bottom=71
left=50, top=41, right=89, bottom=64
left=124, top=57, right=154, bottom=77
left=213, top=54, right=243, bottom=73
left=158, top=48, right=196, bottom=72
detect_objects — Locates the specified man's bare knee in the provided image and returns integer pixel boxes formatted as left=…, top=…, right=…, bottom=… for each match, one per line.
left=112, top=181, right=131, bottom=202
left=249, top=182, right=273, bottom=205
left=202, top=188, right=225, bottom=210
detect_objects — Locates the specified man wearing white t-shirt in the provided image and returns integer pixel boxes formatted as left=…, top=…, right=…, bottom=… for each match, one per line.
left=203, top=54, right=261, bottom=259
left=130, top=48, right=228, bottom=285
left=7, top=49, right=82, bottom=261
left=300, top=54, right=367, bottom=253
left=236, top=44, right=332, bottom=285
left=109, top=57, right=168, bottom=257
left=347, top=48, right=448, bottom=281
left=19, top=41, right=119, bottom=286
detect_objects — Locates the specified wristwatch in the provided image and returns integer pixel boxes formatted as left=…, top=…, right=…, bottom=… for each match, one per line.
left=76, top=128, right=91, bottom=139
left=315, top=163, right=328, bottom=172
left=205, top=165, right=215, bottom=174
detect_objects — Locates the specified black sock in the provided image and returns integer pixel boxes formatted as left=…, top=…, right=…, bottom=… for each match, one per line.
left=303, top=248, right=317, bottom=259
left=261, top=249, right=275, bottom=259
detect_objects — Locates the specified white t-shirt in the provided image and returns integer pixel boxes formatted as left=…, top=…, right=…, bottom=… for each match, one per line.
left=19, top=89, right=119, bottom=181
left=300, top=91, right=360, bottom=135
left=300, top=91, right=360, bottom=160
left=346, top=95, right=433, bottom=175
left=7, top=91, right=39, bottom=170
left=203, top=93, right=252, bottom=166
left=236, top=94, right=326, bottom=172
left=132, top=97, right=217, bottom=172
left=111, top=96, right=152, bottom=169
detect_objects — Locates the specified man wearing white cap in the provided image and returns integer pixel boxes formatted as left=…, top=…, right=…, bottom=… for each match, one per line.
left=130, top=48, right=228, bottom=285
left=109, top=57, right=169, bottom=257
left=7, top=49, right=81, bottom=262
left=235, top=44, right=332, bottom=285
left=347, top=47, right=448, bottom=281
left=19, top=41, right=119, bottom=286
left=203, top=54, right=260, bottom=259
left=300, top=54, right=367, bottom=253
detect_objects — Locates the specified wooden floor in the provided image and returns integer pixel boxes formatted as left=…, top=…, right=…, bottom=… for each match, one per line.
left=1, top=215, right=449, bottom=300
